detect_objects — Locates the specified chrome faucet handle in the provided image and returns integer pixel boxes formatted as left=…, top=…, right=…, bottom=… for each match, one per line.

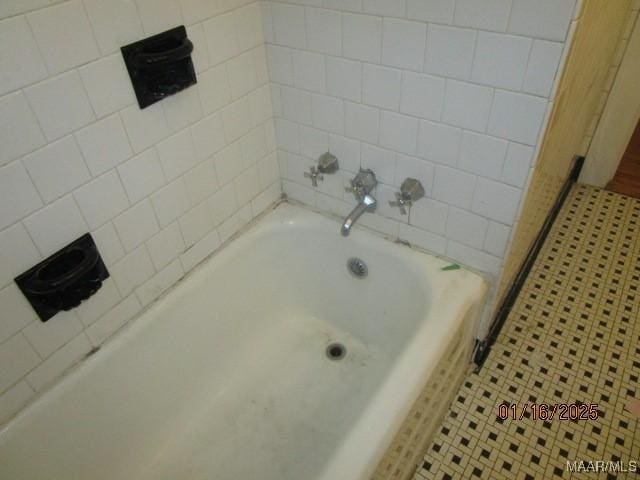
left=346, top=169, right=377, bottom=199
left=317, top=152, right=339, bottom=174
left=389, top=178, right=425, bottom=215
left=303, top=166, right=324, bottom=187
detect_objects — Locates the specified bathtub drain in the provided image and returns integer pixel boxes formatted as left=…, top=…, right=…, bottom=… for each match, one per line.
left=326, top=343, right=347, bottom=361
left=347, top=257, right=368, bottom=278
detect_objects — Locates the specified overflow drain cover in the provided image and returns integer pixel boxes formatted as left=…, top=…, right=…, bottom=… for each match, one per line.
left=347, top=257, right=368, bottom=278
left=326, top=343, right=347, bottom=361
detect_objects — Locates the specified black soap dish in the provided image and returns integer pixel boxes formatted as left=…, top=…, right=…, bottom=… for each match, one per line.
left=15, top=234, right=109, bottom=322
left=121, top=25, right=196, bottom=109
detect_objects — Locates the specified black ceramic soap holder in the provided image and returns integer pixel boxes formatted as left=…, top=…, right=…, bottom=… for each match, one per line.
left=15, top=234, right=109, bottom=322
left=121, top=25, right=196, bottom=109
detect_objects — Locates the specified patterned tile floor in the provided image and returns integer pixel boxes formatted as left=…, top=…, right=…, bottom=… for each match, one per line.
left=413, top=184, right=640, bottom=479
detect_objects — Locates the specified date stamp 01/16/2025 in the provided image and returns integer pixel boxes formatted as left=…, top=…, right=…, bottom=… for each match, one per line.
left=496, top=403, right=600, bottom=421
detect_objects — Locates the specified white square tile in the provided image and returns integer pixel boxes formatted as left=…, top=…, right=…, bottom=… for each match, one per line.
left=306, top=7, right=341, bottom=55
left=292, top=50, right=326, bottom=93
left=120, top=103, right=169, bottom=154
left=345, top=102, right=379, bottom=144
left=446, top=240, right=501, bottom=275
left=235, top=3, right=263, bottom=52
left=254, top=46, right=269, bottom=86
left=203, top=12, right=239, bottom=66
left=442, top=79, right=493, bottom=132
left=326, top=57, right=362, bottom=102
left=136, top=259, right=183, bottom=306
left=323, top=0, right=362, bottom=11
left=446, top=206, right=488, bottom=249
left=363, top=64, right=402, bottom=111
left=90, top=222, right=125, bottom=266
left=0, top=284, right=37, bottom=344
left=0, top=381, right=35, bottom=425
left=299, top=125, right=328, bottom=161
left=0, top=92, right=45, bottom=167
left=221, top=98, right=251, bottom=142
left=135, top=0, right=183, bottom=35
left=151, top=178, right=192, bottom=227
left=471, top=32, right=532, bottom=90
left=241, top=125, right=267, bottom=168
left=27, top=0, right=99, bottom=74
left=0, top=1, right=49, bottom=20
left=453, top=0, right=512, bottom=32
left=271, top=3, right=306, bottom=48
left=329, top=134, right=360, bottom=172
left=472, top=176, right=521, bottom=224
left=179, top=201, right=214, bottom=246
left=0, top=223, right=41, bottom=289
left=178, top=0, right=220, bottom=25
left=363, top=0, right=405, bottom=16
left=0, top=161, right=43, bottom=231
left=342, top=13, right=381, bottom=63
left=186, top=23, right=210, bottom=74
left=416, top=119, right=461, bottom=166
left=484, top=220, right=510, bottom=257
left=285, top=153, right=314, bottom=183
left=79, top=54, right=135, bottom=119
left=282, top=179, right=315, bottom=207
left=281, top=86, right=312, bottom=125
left=400, top=71, right=445, bottom=121
left=198, top=64, right=231, bottom=114
left=311, top=94, right=344, bottom=135
left=395, top=154, right=434, bottom=193
left=75, top=114, right=133, bottom=177
left=179, top=228, right=221, bottom=270
left=75, top=278, right=121, bottom=326
left=161, top=86, right=203, bottom=133
left=226, top=51, right=258, bottom=100
left=110, top=244, right=155, bottom=296
left=266, top=45, right=293, bottom=85
left=487, top=90, right=547, bottom=145
left=431, top=165, right=476, bottom=208
left=425, top=25, right=476, bottom=81
left=23, top=310, right=83, bottom=358
left=408, top=197, right=447, bottom=235
left=379, top=111, right=418, bottom=155
left=457, top=131, right=508, bottom=180
left=0, top=334, right=40, bottom=393
left=361, top=144, right=396, bottom=184
left=213, top=142, right=244, bottom=185
left=0, top=16, right=47, bottom=96
left=234, top=165, right=261, bottom=206
left=74, top=170, right=130, bottom=230
left=191, top=113, right=227, bottom=161
left=23, top=136, right=90, bottom=203
left=251, top=182, right=281, bottom=216
left=257, top=153, right=280, bottom=189
left=275, top=119, right=300, bottom=153
left=248, top=85, right=274, bottom=127
left=398, top=223, right=447, bottom=255
left=381, top=18, right=426, bottom=71
left=407, top=0, right=455, bottom=23
left=508, top=0, right=575, bottom=41
left=501, top=142, right=533, bottom=187
left=86, top=295, right=141, bottom=345
left=83, top=0, right=143, bottom=55
left=23, top=195, right=88, bottom=256
left=523, top=40, right=564, bottom=97
left=156, top=129, right=198, bottom=181
left=25, top=332, right=91, bottom=391
left=217, top=203, right=252, bottom=242
left=117, top=148, right=166, bottom=204
left=184, top=159, right=220, bottom=204
left=25, top=71, right=95, bottom=141
left=113, top=199, right=159, bottom=252
left=146, top=222, right=185, bottom=270
left=208, top=182, right=238, bottom=225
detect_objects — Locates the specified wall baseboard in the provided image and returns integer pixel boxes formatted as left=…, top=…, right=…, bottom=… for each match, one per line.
left=473, top=156, right=585, bottom=370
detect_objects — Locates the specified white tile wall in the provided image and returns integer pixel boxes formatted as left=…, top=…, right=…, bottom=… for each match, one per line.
left=0, top=1, right=280, bottom=423
left=266, top=0, right=571, bottom=287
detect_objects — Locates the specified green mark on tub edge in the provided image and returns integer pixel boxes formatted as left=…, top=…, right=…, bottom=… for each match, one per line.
left=441, top=264, right=461, bottom=271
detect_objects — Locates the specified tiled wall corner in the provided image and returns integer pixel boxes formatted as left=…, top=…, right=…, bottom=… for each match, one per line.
left=264, top=0, right=575, bottom=287
left=0, top=0, right=280, bottom=423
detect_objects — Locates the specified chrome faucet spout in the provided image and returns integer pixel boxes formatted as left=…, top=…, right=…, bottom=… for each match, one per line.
left=341, top=194, right=376, bottom=236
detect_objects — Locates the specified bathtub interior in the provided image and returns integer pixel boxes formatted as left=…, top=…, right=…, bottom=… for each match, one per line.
left=0, top=203, right=486, bottom=480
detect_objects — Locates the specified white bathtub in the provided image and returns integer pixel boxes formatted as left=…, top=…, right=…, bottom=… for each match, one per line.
left=0, top=203, right=486, bottom=480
